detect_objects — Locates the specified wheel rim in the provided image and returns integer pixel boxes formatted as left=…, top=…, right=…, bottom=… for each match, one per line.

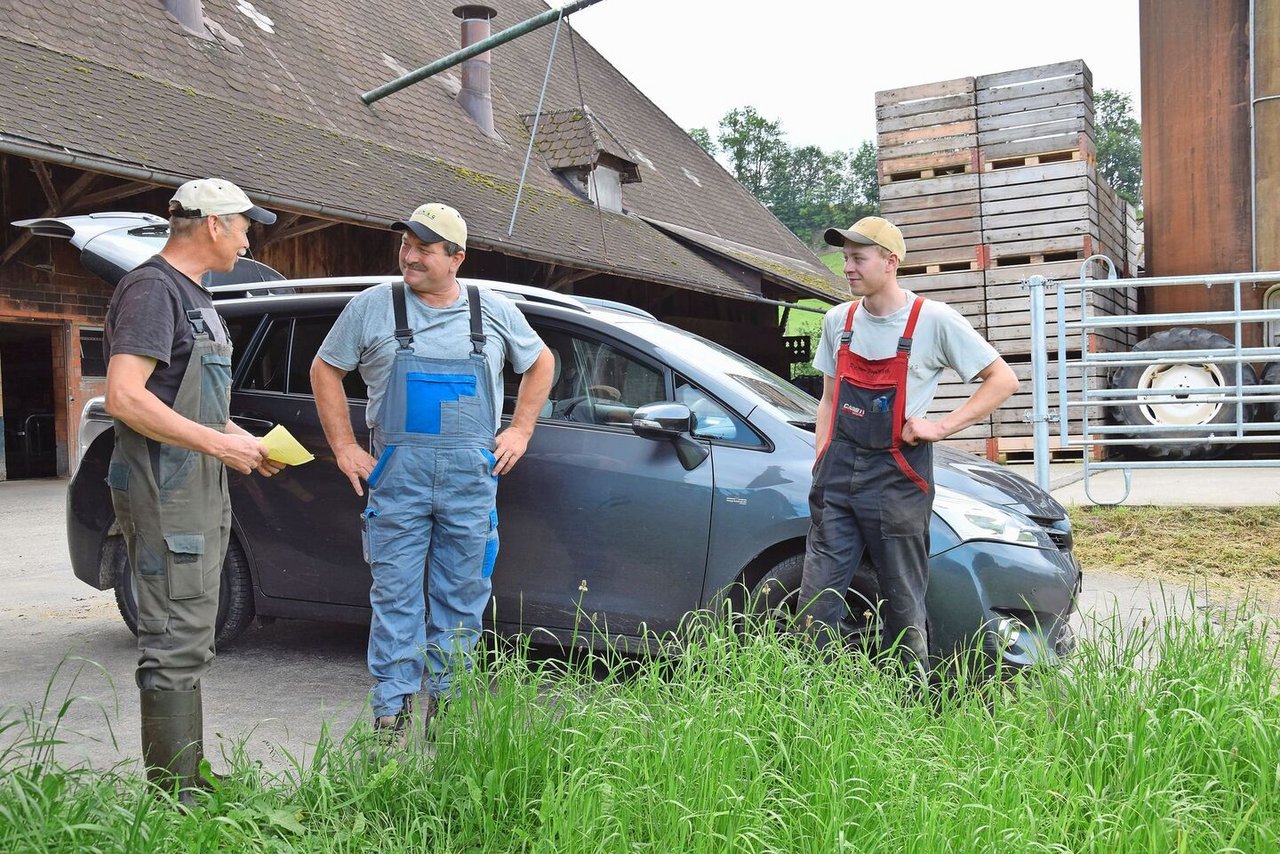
left=1135, top=362, right=1226, bottom=425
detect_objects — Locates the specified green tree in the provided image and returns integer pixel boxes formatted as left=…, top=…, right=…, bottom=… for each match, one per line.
left=688, top=126, right=716, bottom=156
left=1095, top=88, right=1142, bottom=208
left=717, top=106, right=788, bottom=198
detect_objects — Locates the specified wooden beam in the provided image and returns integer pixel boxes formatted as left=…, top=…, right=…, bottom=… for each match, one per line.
left=31, top=161, right=59, bottom=208
left=2, top=168, right=100, bottom=265
left=71, top=180, right=158, bottom=211
left=547, top=268, right=597, bottom=291
left=259, top=216, right=339, bottom=247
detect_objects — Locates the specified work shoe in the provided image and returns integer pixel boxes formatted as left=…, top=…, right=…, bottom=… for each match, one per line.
left=373, top=695, right=414, bottom=748
left=421, top=693, right=440, bottom=740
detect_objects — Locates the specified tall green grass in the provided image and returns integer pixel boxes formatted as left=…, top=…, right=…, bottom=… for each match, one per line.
left=3, top=607, right=1277, bottom=852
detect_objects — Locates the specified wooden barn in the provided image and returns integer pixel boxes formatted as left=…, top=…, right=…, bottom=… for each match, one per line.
left=0, top=0, right=843, bottom=480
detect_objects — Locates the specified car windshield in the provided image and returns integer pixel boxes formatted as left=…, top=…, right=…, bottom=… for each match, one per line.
left=634, top=322, right=819, bottom=425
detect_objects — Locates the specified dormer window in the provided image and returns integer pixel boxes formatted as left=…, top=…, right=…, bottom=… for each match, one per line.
left=521, top=107, right=640, bottom=213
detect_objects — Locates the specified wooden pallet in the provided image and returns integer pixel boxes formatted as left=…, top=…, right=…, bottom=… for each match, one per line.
left=992, top=435, right=1102, bottom=463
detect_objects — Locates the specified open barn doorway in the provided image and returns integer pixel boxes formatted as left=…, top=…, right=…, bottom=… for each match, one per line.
left=0, top=323, right=57, bottom=480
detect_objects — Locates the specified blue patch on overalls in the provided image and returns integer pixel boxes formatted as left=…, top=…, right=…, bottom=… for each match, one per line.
left=405, top=372, right=478, bottom=434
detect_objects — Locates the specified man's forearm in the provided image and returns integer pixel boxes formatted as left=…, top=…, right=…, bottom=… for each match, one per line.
left=506, top=348, right=554, bottom=435
left=935, top=361, right=1019, bottom=438
left=311, top=359, right=359, bottom=452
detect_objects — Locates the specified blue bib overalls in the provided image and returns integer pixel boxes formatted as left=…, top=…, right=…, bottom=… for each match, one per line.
left=363, top=283, right=500, bottom=717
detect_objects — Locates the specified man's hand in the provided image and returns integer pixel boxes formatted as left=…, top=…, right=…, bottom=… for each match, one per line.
left=902, top=416, right=948, bottom=446
left=214, top=433, right=271, bottom=475
left=256, top=458, right=287, bottom=478
left=335, top=442, right=378, bottom=496
left=492, top=426, right=531, bottom=475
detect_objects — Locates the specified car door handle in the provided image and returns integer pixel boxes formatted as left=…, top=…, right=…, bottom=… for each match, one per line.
left=230, top=415, right=276, bottom=432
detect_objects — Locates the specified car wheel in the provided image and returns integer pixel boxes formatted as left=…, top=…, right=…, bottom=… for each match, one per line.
left=111, top=534, right=256, bottom=647
left=746, top=554, right=877, bottom=643
left=1109, top=327, right=1257, bottom=459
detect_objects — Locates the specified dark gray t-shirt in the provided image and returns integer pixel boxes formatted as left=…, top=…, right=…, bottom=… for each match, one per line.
left=103, top=256, right=226, bottom=408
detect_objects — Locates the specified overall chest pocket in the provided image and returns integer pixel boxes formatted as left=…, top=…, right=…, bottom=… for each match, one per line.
left=405, top=372, right=479, bottom=434
left=835, top=380, right=896, bottom=450
left=198, top=353, right=233, bottom=425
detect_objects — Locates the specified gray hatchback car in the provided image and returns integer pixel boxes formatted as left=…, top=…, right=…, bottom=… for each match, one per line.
left=33, top=214, right=1080, bottom=670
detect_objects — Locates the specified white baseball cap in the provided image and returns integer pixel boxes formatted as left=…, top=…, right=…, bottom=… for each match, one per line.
left=169, top=178, right=277, bottom=224
left=392, top=202, right=467, bottom=250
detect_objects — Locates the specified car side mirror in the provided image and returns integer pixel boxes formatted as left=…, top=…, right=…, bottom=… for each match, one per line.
left=631, top=402, right=709, bottom=471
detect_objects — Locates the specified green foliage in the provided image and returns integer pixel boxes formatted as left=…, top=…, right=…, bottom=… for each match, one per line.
left=1095, top=88, right=1143, bottom=208
left=3, top=609, right=1279, bottom=852
left=687, top=126, right=715, bottom=156
left=690, top=106, right=881, bottom=243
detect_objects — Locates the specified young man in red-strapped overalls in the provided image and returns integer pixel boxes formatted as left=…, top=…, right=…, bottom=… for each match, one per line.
left=799, top=217, right=1019, bottom=681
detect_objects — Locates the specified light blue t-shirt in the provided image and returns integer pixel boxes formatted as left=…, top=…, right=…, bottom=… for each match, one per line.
left=317, top=280, right=545, bottom=430
left=813, top=291, right=999, bottom=420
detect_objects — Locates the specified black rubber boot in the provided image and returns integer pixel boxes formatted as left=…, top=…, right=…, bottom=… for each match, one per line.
left=140, top=686, right=204, bottom=804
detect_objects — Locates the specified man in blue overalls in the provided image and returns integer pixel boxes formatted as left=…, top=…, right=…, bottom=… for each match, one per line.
left=799, top=217, right=1018, bottom=682
left=312, top=203, right=553, bottom=742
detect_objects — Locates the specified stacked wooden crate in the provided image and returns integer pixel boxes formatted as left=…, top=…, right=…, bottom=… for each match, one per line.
left=875, top=60, right=1142, bottom=459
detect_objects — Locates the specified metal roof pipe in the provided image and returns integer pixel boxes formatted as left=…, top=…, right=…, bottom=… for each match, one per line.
left=163, top=0, right=209, bottom=38
left=455, top=6, right=498, bottom=137
left=362, top=0, right=608, bottom=105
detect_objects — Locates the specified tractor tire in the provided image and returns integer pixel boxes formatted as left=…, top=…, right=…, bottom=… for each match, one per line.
left=1109, top=328, right=1257, bottom=460
left=1262, top=361, right=1280, bottom=426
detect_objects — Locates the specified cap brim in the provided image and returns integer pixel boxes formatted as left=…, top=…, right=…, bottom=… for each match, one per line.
left=824, top=227, right=876, bottom=248
left=392, top=220, right=448, bottom=245
left=243, top=205, right=276, bottom=225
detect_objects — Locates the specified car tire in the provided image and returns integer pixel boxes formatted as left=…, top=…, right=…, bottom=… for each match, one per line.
left=111, top=534, right=256, bottom=647
left=1108, top=327, right=1257, bottom=459
left=746, top=554, right=878, bottom=643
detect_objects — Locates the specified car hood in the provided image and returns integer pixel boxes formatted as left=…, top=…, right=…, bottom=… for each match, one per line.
left=933, top=445, right=1067, bottom=521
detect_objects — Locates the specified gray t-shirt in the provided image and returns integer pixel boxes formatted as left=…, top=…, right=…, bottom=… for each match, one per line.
left=813, top=291, right=999, bottom=420
left=317, top=281, right=545, bottom=429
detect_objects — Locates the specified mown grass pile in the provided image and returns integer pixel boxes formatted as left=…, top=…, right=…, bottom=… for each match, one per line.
left=2, top=608, right=1277, bottom=852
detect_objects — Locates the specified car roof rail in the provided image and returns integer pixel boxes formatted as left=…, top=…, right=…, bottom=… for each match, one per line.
left=459, top=278, right=588, bottom=313
left=205, top=275, right=595, bottom=313
left=573, top=295, right=656, bottom=319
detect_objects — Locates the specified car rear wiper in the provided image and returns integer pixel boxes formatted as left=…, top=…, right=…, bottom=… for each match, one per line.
left=788, top=420, right=817, bottom=432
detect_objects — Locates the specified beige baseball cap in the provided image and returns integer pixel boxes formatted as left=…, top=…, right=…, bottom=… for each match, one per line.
left=169, top=178, right=276, bottom=224
left=824, top=216, right=906, bottom=261
left=393, top=203, right=467, bottom=250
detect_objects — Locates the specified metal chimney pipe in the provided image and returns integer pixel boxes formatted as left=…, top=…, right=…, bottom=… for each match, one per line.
left=454, top=5, right=499, bottom=136
left=164, top=0, right=207, bottom=37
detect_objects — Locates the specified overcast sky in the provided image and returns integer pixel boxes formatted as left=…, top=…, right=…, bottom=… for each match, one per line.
left=560, top=0, right=1142, bottom=153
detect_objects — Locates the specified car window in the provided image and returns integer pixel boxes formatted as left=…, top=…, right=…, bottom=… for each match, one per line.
left=241, top=320, right=288, bottom=392
left=675, top=375, right=764, bottom=447
left=239, top=315, right=365, bottom=400
left=507, top=326, right=664, bottom=426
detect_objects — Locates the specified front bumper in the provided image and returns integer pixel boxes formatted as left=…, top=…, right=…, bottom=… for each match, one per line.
left=928, top=540, right=1081, bottom=669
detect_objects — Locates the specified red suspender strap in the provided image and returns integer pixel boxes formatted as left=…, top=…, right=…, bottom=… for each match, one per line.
left=891, top=297, right=930, bottom=493
left=822, top=301, right=859, bottom=450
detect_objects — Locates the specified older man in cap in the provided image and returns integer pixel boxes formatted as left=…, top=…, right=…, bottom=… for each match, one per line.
left=798, top=216, right=1018, bottom=683
left=103, top=178, right=283, bottom=798
left=312, top=203, right=553, bottom=743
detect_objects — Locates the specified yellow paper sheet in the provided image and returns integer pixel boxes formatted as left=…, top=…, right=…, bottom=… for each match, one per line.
left=261, top=424, right=315, bottom=465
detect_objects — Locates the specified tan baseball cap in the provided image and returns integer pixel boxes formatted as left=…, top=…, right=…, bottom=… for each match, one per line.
left=169, top=178, right=276, bottom=224
left=393, top=202, right=467, bottom=250
left=824, top=216, right=906, bottom=261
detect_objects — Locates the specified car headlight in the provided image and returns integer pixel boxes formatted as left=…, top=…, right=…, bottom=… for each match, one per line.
left=932, top=487, right=1055, bottom=549
left=74, top=395, right=113, bottom=475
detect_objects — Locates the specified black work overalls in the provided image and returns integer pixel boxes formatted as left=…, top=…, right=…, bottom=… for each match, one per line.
left=799, top=296, right=934, bottom=668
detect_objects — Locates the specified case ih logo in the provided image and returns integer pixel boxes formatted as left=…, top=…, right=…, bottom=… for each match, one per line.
left=841, top=403, right=865, bottom=418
